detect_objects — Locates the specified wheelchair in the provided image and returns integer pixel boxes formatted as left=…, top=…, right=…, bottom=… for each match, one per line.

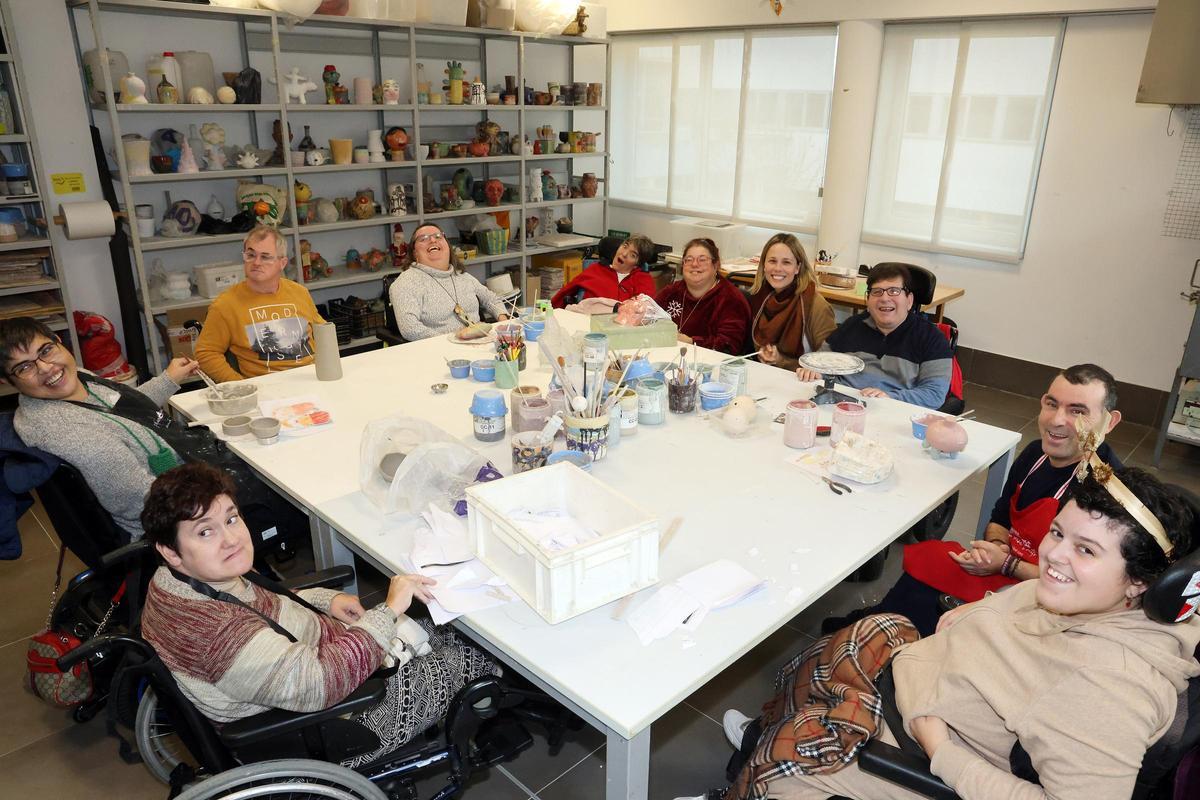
left=58, top=563, right=581, bottom=799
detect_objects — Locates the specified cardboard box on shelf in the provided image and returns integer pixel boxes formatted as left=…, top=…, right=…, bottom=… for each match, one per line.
left=153, top=304, right=210, bottom=360
left=531, top=251, right=584, bottom=284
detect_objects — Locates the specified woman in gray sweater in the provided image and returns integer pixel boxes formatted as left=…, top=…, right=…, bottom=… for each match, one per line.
left=388, top=223, right=509, bottom=341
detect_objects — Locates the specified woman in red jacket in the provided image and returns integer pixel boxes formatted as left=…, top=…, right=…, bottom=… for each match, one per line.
left=550, top=234, right=657, bottom=309
left=654, top=238, right=751, bottom=355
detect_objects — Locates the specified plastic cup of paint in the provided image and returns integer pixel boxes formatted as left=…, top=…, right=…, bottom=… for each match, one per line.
left=698, top=381, right=735, bottom=411
left=471, top=359, right=497, bottom=382
left=448, top=358, right=471, bottom=378
left=469, top=389, right=507, bottom=442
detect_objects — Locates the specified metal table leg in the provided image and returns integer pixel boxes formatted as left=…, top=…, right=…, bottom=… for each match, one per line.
left=310, top=516, right=358, bottom=596
left=607, top=727, right=651, bottom=800
left=977, top=444, right=1015, bottom=538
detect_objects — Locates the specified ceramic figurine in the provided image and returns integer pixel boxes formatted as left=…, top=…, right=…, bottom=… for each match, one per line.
left=177, top=139, right=200, bottom=173
left=391, top=223, right=407, bottom=266
left=469, top=77, right=486, bottom=105
left=449, top=144, right=468, bottom=159
left=200, top=123, right=226, bottom=171
left=363, top=248, right=386, bottom=272
left=232, top=67, right=262, bottom=104
left=346, top=248, right=361, bottom=270
left=452, top=168, right=474, bottom=202
left=236, top=181, right=286, bottom=227
left=385, top=126, right=409, bottom=161
left=187, top=87, right=214, bottom=104
left=322, top=64, right=339, bottom=104
left=298, top=125, right=316, bottom=152
left=416, top=63, right=430, bottom=104
left=541, top=170, right=556, bottom=201
left=441, top=185, right=462, bottom=211
left=511, top=135, right=530, bottom=156
left=367, top=129, right=386, bottom=163
left=467, top=141, right=489, bottom=158
left=563, top=5, right=589, bottom=36
left=275, top=67, right=317, bottom=105
left=120, top=72, right=148, bottom=104
left=206, top=195, right=225, bottom=218
left=310, top=250, right=331, bottom=279
left=387, top=182, right=407, bottom=216
left=294, top=179, right=312, bottom=205
left=350, top=189, right=376, bottom=219
left=444, top=60, right=465, bottom=105
left=216, top=86, right=236, bottom=104
left=299, top=239, right=313, bottom=281
left=484, top=178, right=504, bottom=207
left=305, top=148, right=327, bottom=166
left=161, top=200, right=201, bottom=237
left=157, top=74, right=179, bottom=104
left=237, top=151, right=260, bottom=169
left=381, top=79, right=401, bottom=105
left=268, top=119, right=292, bottom=166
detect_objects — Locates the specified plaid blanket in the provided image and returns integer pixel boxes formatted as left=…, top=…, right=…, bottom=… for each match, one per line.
left=728, top=613, right=919, bottom=800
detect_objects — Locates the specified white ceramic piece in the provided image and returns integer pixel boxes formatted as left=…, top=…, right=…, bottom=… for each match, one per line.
left=187, top=87, right=214, bottom=104
left=120, top=72, right=148, bottom=104
left=721, top=405, right=753, bottom=436
left=925, top=418, right=968, bottom=454
left=216, top=86, right=237, bottom=104
left=829, top=431, right=894, bottom=484
left=728, top=395, right=757, bottom=420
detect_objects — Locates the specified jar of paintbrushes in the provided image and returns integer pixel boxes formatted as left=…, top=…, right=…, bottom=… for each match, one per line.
left=667, top=345, right=699, bottom=413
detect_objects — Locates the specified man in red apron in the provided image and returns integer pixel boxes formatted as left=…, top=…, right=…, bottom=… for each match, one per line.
left=823, top=364, right=1122, bottom=636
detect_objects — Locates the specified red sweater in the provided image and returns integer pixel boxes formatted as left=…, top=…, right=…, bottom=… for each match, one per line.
left=654, top=278, right=751, bottom=355
left=551, top=263, right=658, bottom=308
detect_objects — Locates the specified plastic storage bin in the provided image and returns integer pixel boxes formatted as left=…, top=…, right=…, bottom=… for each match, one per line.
left=466, top=462, right=659, bottom=624
left=415, top=0, right=467, bottom=25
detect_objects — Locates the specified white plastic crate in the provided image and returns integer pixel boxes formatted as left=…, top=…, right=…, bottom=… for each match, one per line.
left=193, top=262, right=243, bottom=299
left=466, top=462, right=659, bottom=624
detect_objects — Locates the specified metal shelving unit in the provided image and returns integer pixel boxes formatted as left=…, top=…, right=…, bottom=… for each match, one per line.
left=72, top=0, right=609, bottom=373
left=0, top=0, right=79, bottom=369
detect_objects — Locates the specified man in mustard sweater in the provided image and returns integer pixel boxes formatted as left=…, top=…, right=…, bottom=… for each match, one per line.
left=195, top=226, right=324, bottom=382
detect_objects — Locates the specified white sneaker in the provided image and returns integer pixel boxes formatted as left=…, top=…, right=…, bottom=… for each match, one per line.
left=722, top=709, right=754, bottom=749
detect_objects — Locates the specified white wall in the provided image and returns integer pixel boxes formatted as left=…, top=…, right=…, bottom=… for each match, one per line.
left=609, top=9, right=1197, bottom=392
left=599, top=0, right=1153, bottom=31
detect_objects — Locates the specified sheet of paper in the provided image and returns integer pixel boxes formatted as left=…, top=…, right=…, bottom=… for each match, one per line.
left=626, top=559, right=765, bottom=645
left=259, top=396, right=334, bottom=437
left=675, top=559, right=765, bottom=609
left=412, top=504, right=474, bottom=568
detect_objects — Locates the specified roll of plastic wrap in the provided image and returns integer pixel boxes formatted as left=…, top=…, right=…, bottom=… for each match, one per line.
left=58, top=201, right=116, bottom=240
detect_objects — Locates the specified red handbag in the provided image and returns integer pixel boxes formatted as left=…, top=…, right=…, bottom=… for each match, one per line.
left=25, top=546, right=123, bottom=708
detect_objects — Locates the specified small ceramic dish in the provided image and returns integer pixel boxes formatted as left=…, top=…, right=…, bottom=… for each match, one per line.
left=379, top=452, right=406, bottom=482
left=431, top=383, right=448, bottom=394
left=249, top=417, right=280, bottom=445
left=221, top=414, right=253, bottom=437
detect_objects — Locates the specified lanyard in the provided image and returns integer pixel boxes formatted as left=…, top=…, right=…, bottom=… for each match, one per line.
left=85, top=386, right=179, bottom=476
left=167, top=567, right=330, bottom=644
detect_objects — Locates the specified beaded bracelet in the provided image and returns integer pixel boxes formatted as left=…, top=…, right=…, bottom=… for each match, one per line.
left=1001, top=554, right=1019, bottom=578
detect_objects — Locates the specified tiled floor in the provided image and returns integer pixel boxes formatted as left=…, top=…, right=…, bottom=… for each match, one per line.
left=2, top=381, right=1195, bottom=800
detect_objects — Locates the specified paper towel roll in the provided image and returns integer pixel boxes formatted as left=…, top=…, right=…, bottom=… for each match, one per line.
left=58, top=201, right=116, bottom=240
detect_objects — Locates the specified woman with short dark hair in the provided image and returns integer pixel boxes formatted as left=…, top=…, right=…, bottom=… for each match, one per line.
left=140, top=462, right=497, bottom=769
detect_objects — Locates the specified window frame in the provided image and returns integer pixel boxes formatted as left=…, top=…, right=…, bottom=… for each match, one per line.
left=861, top=18, right=1066, bottom=264
left=610, top=25, right=838, bottom=234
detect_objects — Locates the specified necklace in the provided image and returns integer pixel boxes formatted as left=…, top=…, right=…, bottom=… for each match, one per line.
left=420, top=266, right=470, bottom=326
left=679, top=281, right=719, bottom=331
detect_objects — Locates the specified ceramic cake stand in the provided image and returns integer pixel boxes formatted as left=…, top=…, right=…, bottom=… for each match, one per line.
left=798, top=351, right=866, bottom=405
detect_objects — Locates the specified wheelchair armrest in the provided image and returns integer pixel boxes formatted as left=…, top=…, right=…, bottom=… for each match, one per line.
left=218, top=677, right=387, bottom=748
left=858, top=739, right=960, bottom=800
left=57, top=634, right=155, bottom=671
left=376, top=329, right=407, bottom=346
left=280, top=565, right=356, bottom=592
left=99, top=539, right=153, bottom=571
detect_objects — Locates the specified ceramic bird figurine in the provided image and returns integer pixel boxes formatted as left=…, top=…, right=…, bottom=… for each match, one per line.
left=237, top=150, right=260, bottom=169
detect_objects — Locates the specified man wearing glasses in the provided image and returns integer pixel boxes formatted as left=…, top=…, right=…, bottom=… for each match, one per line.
left=796, top=263, right=952, bottom=409
left=195, top=226, right=324, bottom=382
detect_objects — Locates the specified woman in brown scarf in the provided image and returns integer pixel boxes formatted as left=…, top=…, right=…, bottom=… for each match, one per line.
left=746, top=234, right=836, bottom=371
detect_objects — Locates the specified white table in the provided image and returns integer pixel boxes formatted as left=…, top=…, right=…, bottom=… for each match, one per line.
left=171, top=311, right=1019, bottom=800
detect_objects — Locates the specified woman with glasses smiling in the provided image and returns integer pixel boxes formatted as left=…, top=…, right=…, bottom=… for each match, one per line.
left=654, top=238, right=751, bottom=355
left=388, top=223, right=510, bottom=341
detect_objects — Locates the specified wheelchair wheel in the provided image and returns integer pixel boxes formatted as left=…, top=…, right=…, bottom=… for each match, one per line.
left=174, top=759, right=388, bottom=800
left=135, top=687, right=196, bottom=784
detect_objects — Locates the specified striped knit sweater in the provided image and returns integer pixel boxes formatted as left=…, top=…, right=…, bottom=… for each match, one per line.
left=141, top=567, right=397, bottom=723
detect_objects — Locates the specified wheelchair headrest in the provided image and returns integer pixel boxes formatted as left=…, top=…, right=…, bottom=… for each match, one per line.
left=597, top=235, right=623, bottom=266
left=1142, top=486, right=1200, bottom=625
left=872, top=262, right=935, bottom=308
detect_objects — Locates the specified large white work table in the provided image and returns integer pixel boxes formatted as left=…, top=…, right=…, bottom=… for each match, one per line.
left=171, top=310, right=1020, bottom=800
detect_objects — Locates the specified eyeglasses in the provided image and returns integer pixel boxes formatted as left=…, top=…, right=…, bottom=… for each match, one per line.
left=415, top=232, right=446, bottom=245
left=243, top=250, right=283, bottom=263
left=9, top=341, right=60, bottom=379
left=867, top=286, right=909, bottom=298
left=682, top=256, right=714, bottom=267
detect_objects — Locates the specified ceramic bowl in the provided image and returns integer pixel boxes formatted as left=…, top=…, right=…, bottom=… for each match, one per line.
left=379, top=451, right=406, bottom=482
left=206, top=383, right=259, bottom=416
left=448, top=358, right=471, bottom=378
left=471, top=359, right=496, bottom=382
left=221, top=415, right=253, bottom=437
left=249, top=417, right=280, bottom=444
